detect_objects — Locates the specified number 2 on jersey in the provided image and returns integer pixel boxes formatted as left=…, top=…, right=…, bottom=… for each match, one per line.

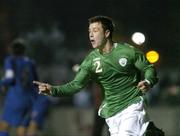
left=94, top=60, right=102, bottom=73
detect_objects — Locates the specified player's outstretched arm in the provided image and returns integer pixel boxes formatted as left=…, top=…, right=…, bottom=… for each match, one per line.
left=33, top=81, right=52, bottom=95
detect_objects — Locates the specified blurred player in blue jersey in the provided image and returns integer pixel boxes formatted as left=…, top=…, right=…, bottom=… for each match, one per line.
left=0, top=39, right=39, bottom=136
left=26, top=94, right=50, bottom=136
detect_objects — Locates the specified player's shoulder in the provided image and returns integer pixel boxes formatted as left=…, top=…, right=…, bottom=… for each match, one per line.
left=116, top=42, right=134, bottom=49
left=115, top=42, right=145, bottom=58
left=22, top=56, right=37, bottom=68
left=23, top=56, right=35, bottom=63
left=115, top=42, right=136, bottom=53
left=81, top=49, right=98, bottom=67
left=4, top=55, right=14, bottom=64
left=117, top=42, right=143, bottom=52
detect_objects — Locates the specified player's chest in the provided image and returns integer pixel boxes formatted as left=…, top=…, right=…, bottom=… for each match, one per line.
left=91, top=54, right=133, bottom=75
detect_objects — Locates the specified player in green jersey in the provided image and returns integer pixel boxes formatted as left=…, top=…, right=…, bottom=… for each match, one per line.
left=33, top=15, right=164, bottom=136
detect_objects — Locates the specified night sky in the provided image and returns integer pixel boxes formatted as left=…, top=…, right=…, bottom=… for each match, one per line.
left=0, top=0, right=180, bottom=68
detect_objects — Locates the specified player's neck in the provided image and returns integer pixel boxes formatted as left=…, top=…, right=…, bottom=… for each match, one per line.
left=100, top=40, right=114, bottom=54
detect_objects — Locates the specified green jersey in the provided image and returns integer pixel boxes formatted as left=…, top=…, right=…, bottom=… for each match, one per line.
left=51, top=42, right=158, bottom=118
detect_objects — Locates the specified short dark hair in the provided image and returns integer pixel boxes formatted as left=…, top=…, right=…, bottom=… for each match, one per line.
left=88, top=15, right=115, bottom=38
left=11, top=39, right=26, bottom=55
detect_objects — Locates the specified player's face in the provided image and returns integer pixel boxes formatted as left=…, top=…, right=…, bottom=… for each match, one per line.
left=89, top=22, right=107, bottom=49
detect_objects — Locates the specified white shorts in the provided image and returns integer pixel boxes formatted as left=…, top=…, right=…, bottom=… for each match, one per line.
left=105, top=97, right=149, bottom=136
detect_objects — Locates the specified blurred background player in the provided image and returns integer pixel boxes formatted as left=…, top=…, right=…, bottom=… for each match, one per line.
left=25, top=94, right=50, bottom=136
left=0, top=39, right=39, bottom=136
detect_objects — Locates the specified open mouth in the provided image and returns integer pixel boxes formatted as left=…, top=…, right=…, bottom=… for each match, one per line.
left=90, top=39, right=95, bottom=44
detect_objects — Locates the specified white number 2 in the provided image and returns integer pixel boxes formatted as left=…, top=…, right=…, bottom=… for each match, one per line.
left=94, top=60, right=102, bottom=73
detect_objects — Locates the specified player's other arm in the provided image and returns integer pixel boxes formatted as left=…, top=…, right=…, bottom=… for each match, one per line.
left=33, top=67, right=91, bottom=97
left=134, top=49, right=158, bottom=92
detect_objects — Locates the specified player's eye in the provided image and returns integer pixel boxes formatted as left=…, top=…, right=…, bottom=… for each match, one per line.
left=93, top=28, right=98, bottom=32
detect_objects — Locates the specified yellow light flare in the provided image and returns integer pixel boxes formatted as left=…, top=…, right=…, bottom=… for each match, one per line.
left=146, top=50, right=159, bottom=63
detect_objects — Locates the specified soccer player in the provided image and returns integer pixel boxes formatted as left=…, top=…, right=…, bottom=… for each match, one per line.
left=33, top=15, right=164, bottom=136
left=0, top=39, right=39, bottom=136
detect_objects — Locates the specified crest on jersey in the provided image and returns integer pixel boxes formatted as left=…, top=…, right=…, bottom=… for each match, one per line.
left=119, top=58, right=127, bottom=67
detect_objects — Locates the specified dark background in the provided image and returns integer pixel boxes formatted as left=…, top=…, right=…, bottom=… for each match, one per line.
left=0, top=0, right=179, bottom=68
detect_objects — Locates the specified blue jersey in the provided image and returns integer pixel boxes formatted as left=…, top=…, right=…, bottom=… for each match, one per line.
left=0, top=55, right=39, bottom=126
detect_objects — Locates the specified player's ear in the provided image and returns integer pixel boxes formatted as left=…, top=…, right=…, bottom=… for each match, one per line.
left=105, top=30, right=110, bottom=38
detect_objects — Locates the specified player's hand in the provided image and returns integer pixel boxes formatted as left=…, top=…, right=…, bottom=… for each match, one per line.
left=137, top=80, right=151, bottom=93
left=33, top=81, right=52, bottom=95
